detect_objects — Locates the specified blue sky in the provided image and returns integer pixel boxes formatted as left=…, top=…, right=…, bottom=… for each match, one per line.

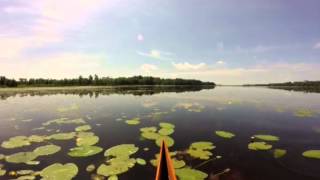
left=1, top=0, right=320, bottom=84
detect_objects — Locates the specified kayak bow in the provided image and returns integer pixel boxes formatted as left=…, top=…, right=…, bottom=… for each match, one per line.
left=155, top=140, right=177, bottom=180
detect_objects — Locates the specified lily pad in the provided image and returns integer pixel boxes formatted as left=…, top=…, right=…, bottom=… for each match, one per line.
left=172, top=159, right=186, bottom=169
left=254, top=135, right=279, bottom=141
left=176, top=168, right=208, bottom=180
left=215, top=131, right=235, bottom=139
left=75, top=125, right=91, bottom=132
left=40, top=163, right=78, bottom=180
left=33, top=144, right=61, bottom=156
left=140, top=127, right=157, bottom=133
left=136, top=158, right=146, bottom=165
left=248, top=142, right=272, bottom=151
left=158, top=128, right=174, bottom=136
left=294, top=109, right=315, bottom=118
left=86, top=164, right=96, bottom=172
left=28, top=135, right=45, bottom=143
left=97, top=163, right=128, bottom=177
left=49, top=132, right=76, bottom=140
left=190, top=142, right=215, bottom=150
left=1, top=136, right=31, bottom=149
left=0, top=169, right=6, bottom=176
left=104, top=144, right=139, bottom=157
left=125, top=119, right=140, bottom=125
left=76, top=135, right=99, bottom=146
left=302, top=150, right=320, bottom=159
left=108, top=175, right=118, bottom=180
left=274, top=149, right=287, bottom=158
left=141, top=132, right=161, bottom=140
left=5, top=152, right=38, bottom=164
left=155, top=136, right=174, bottom=147
left=159, top=122, right=175, bottom=129
left=68, top=146, right=103, bottom=157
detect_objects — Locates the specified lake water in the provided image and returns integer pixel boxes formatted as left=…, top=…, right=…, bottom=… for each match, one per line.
left=0, top=86, right=320, bottom=180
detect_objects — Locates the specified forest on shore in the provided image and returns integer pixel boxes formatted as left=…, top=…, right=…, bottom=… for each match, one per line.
left=0, top=75, right=215, bottom=88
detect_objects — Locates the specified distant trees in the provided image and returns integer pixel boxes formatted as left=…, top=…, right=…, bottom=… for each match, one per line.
left=0, top=76, right=18, bottom=87
left=243, top=81, right=320, bottom=87
left=0, top=75, right=215, bottom=87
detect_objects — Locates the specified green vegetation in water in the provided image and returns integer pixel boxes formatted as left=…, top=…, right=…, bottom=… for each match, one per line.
left=49, top=132, right=76, bottom=140
left=68, top=146, right=103, bottom=157
left=76, top=134, right=99, bottom=146
left=5, top=152, right=38, bottom=164
left=248, top=142, right=272, bottom=151
left=57, top=104, right=79, bottom=112
left=302, top=150, right=320, bottom=159
left=149, top=151, right=186, bottom=169
left=75, top=125, right=92, bottom=132
left=97, top=144, right=140, bottom=178
left=253, top=135, right=279, bottom=141
left=187, top=142, right=215, bottom=160
left=294, top=109, right=315, bottom=118
left=33, top=145, right=61, bottom=156
left=273, top=149, right=287, bottom=158
left=140, top=123, right=175, bottom=147
left=136, top=158, right=146, bottom=165
left=173, top=102, right=205, bottom=112
left=40, top=163, right=78, bottom=180
left=125, top=118, right=141, bottom=125
left=86, top=164, right=96, bottom=172
left=1, top=136, right=31, bottom=149
left=215, top=131, right=235, bottom=139
left=175, top=167, right=208, bottom=180
left=43, top=118, right=85, bottom=126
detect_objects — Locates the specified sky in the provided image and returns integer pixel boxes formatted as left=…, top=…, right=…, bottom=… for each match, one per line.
left=0, top=0, right=320, bottom=85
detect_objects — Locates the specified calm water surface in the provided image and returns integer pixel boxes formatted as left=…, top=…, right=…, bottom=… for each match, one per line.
left=0, top=86, right=319, bottom=180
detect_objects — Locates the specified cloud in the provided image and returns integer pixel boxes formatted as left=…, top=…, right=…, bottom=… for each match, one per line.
left=172, top=62, right=208, bottom=71
left=313, top=42, right=320, bottom=49
left=137, top=49, right=173, bottom=61
left=140, top=64, right=158, bottom=73
left=137, top=34, right=144, bottom=41
left=0, top=53, right=108, bottom=78
left=216, top=60, right=225, bottom=65
left=0, top=0, right=110, bottom=59
left=168, top=62, right=320, bottom=85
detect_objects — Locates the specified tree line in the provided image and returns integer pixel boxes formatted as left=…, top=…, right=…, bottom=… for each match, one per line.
left=0, top=75, right=215, bottom=87
left=243, top=81, right=320, bottom=87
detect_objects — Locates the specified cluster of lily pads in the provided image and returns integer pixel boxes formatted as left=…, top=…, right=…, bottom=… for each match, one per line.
left=96, top=144, right=145, bottom=179
left=140, top=122, right=175, bottom=147
left=172, top=102, right=205, bottom=112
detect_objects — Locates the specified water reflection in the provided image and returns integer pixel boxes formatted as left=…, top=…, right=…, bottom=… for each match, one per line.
left=0, top=85, right=215, bottom=100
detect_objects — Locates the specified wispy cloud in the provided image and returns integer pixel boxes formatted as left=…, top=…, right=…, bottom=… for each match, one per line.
left=0, top=53, right=108, bottom=78
left=0, top=0, right=110, bottom=59
left=140, top=64, right=158, bottom=73
left=137, top=49, right=173, bottom=61
left=313, top=42, right=320, bottom=49
left=172, top=62, right=208, bottom=71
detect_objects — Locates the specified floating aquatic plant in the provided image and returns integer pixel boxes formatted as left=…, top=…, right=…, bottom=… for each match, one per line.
left=104, top=144, right=139, bottom=157
left=86, top=164, right=96, bottom=172
left=75, top=125, right=92, bottom=132
left=215, top=131, right=235, bottom=139
left=97, top=144, right=140, bottom=178
left=33, top=145, right=61, bottom=156
left=5, top=152, right=38, bottom=164
left=49, top=132, right=76, bottom=140
left=294, top=109, right=315, bottom=118
left=136, top=158, right=146, bottom=165
left=43, top=118, right=85, bottom=126
left=140, top=127, right=157, bottom=133
left=248, top=142, right=272, bottom=151
left=175, top=167, right=208, bottom=180
left=76, top=135, right=99, bottom=146
left=155, top=136, right=174, bottom=147
left=302, top=150, right=320, bottom=159
left=1, top=136, right=31, bottom=149
left=40, top=163, right=78, bottom=180
left=254, top=135, right=279, bottom=141
left=159, top=122, right=175, bottom=129
left=68, top=146, right=103, bottom=157
left=158, top=128, right=174, bottom=136
left=187, top=142, right=215, bottom=160
left=125, top=118, right=140, bottom=125
left=273, top=149, right=287, bottom=158
left=57, top=104, right=79, bottom=113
